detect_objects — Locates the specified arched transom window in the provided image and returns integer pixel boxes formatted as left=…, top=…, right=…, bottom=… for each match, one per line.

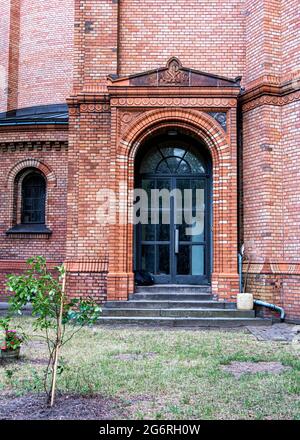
left=140, top=144, right=206, bottom=175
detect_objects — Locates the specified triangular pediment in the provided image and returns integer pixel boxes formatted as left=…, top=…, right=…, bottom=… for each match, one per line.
left=108, top=57, right=241, bottom=88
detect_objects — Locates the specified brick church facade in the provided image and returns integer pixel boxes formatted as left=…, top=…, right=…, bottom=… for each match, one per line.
left=0, top=1, right=299, bottom=320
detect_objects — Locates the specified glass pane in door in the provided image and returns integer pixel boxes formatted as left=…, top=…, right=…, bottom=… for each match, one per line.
left=177, top=245, right=190, bottom=275
left=191, top=245, right=204, bottom=275
left=175, top=177, right=207, bottom=281
left=139, top=177, right=172, bottom=280
left=158, top=245, right=170, bottom=274
left=157, top=223, right=170, bottom=241
left=141, top=245, right=155, bottom=272
left=141, top=213, right=155, bottom=240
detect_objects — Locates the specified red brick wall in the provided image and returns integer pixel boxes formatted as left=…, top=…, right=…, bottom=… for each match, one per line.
left=66, top=272, right=107, bottom=303
left=281, top=0, right=300, bottom=80
left=282, top=276, right=300, bottom=321
left=0, top=0, right=299, bottom=320
left=246, top=273, right=300, bottom=322
left=6, top=0, right=21, bottom=111
left=240, top=1, right=300, bottom=320
left=244, top=0, right=281, bottom=86
left=73, top=0, right=119, bottom=93
left=66, top=109, right=111, bottom=262
left=243, top=104, right=283, bottom=262
left=0, top=128, right=69, bottom=300
left=282, top=101, right=300, bottom=262
left=0, top=0, right=12, bottom=112
left=119, top=0, right=246, bottom=79
left=281, top=100, right=300, bottom=319
left=242, top=97, right=300, bottom=321
left=2, top=1, right=298, bottom=107
left=0, top=129, right=68, bottom=262
left=0, top=147, right=69, bottom=299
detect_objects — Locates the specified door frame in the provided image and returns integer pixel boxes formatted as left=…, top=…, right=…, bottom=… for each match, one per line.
left=134, top=144, right=212, bottom=285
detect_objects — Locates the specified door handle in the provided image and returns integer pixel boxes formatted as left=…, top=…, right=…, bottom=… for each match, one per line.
left=175, top=228, right=179, bottom=254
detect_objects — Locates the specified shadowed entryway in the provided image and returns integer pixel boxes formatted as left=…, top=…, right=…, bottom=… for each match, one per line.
left=134, top=129, right=212, bottom=285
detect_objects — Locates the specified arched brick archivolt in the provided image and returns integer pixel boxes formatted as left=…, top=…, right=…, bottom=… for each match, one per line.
left=6, top=158, right=57, bottom=188
left=6, top=158, right=57, bottom=228
left=107, top=108, right=239, bottom=301
left=121, top=108, right=227, bottom=162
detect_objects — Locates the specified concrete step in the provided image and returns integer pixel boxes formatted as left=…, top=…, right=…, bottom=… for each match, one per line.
left=102, top=308, right=255, bottom=318
left=105, top=300, right=235, bottom=309
left=131, top=293, right=213, bottom=301
left=101, top=282, right=270, bottom=326
left=97, top=316, right=272, bottom=327
left=135, top=285, right=211, bottom=294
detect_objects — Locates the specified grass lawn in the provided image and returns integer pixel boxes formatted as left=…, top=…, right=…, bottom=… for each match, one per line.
left=0, top=317, right=300, bottom=420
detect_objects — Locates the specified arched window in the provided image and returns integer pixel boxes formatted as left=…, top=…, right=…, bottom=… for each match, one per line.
left=140, top=144, right=207, bottom=175
left=21, top=172, right=46, bottom=224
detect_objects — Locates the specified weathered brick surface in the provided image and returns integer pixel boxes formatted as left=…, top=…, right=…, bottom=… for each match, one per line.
left=242, top=98, right=300, bottom=319
left=282, top=100, right=300, bottom=263
left=119, top=0, right=246, bottom=79
left=72, top=0, right=119, bottom=93
left=243, top=104, right=283, bottom=262
left=281, top=0, right=300, bottom=79
left=66, top=272, right=107, bottom=303
left=0, top=0, right=12, bottom=112
left=0, top=129, right=68, bottom=295
left=0, top=1, right=299, bottom=320
left=66, top=110, right=111, bottom=261
left=0, top=0, right=74, bottom=112
left=17, top=0, right=74, bottom=109
left=245, top=0, right=281, bottom=86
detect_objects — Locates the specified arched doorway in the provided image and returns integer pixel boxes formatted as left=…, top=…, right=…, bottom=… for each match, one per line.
left=134, top=130, right=212, bottom=285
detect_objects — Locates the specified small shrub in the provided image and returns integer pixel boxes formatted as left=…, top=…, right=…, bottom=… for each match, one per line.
left=4, top=256, right=101, bottom=406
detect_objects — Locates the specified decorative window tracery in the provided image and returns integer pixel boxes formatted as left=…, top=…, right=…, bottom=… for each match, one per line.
left=140, top=144, right=206, bottom=175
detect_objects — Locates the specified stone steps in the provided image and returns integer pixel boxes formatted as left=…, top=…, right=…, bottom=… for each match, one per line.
left=134, top=285, right=211, bottom=294
left=98, top=316, right=271, bottom=327
left=102, top=307, right=255, bottom=318
left=129, top=293, right=214, bottom=301
left=100, top=285, right=272, bottom=328
left=105, top=300, right=235, bottom=309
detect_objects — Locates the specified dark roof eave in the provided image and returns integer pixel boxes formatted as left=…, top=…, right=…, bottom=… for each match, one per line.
left=0, top=103, right=69, bottom=127
left=0, top=121, right=68, bottom=127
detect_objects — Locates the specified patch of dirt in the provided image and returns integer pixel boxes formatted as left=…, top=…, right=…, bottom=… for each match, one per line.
left=124, top=394, right=175, bottom=419
left=222, top=361, right=291, bottom=379
left=27, top=340, right=47, bottom=349
left=20, top=358, right=48, bottom=366
left=0, top=356, right=48, bottom=366
left=0, top=393, right=128, bottom=420
left=113, top=352, right=157, bottom=361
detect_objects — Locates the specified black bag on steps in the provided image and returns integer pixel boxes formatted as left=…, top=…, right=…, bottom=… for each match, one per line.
left=134, top=270, right=155, bottom=286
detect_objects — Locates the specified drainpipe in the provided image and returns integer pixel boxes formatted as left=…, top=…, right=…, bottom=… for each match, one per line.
left=238, top=245, right=285, bottom=321
left=238, top=244, right=246, bottom=293
left=253, top=299, right=285, bottom=322
left=238, top=252, right=243, bottom=293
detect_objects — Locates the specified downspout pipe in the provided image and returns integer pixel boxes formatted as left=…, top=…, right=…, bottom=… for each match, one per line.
left=253, top=299, right=285, bottom=322
left=238, top=247, right=285, bottom=321
left=238, top=252, right=243, bottom=293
